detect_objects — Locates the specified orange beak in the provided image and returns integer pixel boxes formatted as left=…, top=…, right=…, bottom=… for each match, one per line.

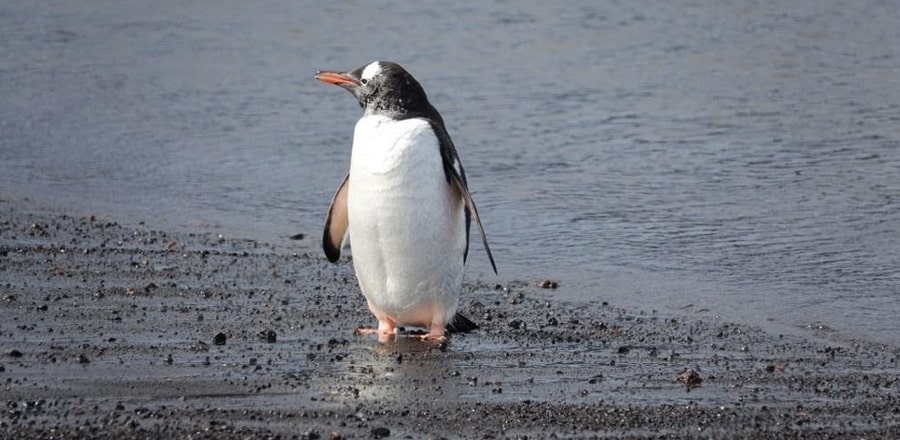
left=315, top=71, right=359, bottom=87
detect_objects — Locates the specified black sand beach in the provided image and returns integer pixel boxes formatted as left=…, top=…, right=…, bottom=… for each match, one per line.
left=2, top=197, right=899, bottom=439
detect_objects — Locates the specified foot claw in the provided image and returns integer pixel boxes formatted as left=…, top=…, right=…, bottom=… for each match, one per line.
left=419, top=333, right=447, bottom=342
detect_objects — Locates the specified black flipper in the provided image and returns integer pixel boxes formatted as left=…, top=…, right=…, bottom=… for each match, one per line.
left=448, top=173, right=498, bottom=275
left=428, top=120, right=498, bottom=275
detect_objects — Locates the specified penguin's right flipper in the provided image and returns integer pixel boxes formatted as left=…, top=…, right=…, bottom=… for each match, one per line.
left=323, top=173, right=350, bottom=262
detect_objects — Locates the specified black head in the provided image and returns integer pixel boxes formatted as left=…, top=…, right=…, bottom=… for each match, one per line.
left=315, top=61, right=435, bottom=119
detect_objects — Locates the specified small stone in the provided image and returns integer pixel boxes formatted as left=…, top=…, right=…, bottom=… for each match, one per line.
left=537, top=279, right=559, bottom=289
left=213, top=333, right=227, bottom=346
left=7, top=350, right=23, bottom=358
left=258, top=329, right=277, bottom=343
left=764, top=363, right=787, bottom=373
left=77, top=354, right=90, bottom=364
left=371, top=427, right=390, bottom=439
left=677, top=368, right=702, bottom=388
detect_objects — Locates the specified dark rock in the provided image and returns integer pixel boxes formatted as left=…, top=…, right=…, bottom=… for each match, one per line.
left=537, top=280, right=559, bottom=289
left=258, top=329, right=277, bottom=343
left=371, top=427, right=390, bottom=438
left=677, top=368, right=702, bottom=388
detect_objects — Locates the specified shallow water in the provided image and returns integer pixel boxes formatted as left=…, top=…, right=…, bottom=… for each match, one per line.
left=2, top=0, right=898, bottom=345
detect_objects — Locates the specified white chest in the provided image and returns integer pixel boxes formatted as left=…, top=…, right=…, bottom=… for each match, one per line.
left=350, top=115, right=440, bottom=179
left=345, top=115, right=467, bottom=323
left=348, top=115, right=449, bottom=237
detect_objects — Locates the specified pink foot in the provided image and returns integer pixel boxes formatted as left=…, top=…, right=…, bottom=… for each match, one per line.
left=419, top=322, right=447, bottom=342
left=355, top=318, right=397, bottom=343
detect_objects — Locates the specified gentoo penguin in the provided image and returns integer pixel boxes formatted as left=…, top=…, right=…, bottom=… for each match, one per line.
left=315, top=61, right=497, bottom=342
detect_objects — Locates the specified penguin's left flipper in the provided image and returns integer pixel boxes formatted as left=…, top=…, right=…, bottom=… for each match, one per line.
left=447, top=169, right=498, bottom=275
left=323, top=173, right=350, bottom=262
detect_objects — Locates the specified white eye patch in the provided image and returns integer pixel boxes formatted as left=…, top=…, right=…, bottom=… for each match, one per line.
left=360, top=62, right=383, bottom=82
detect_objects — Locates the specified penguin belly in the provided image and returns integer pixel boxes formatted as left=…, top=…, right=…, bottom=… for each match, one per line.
left=347, top=115, right=467, bottom=329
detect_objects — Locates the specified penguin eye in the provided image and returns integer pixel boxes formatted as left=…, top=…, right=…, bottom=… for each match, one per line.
left=360, top=78, right=369, bottom=85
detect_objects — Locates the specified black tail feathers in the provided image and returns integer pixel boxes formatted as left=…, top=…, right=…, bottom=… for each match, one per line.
left=446, top=313, right=479, bottom=334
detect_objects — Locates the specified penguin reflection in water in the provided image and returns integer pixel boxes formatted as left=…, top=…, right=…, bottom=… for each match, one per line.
left=316, top=61, right=497, bottom=342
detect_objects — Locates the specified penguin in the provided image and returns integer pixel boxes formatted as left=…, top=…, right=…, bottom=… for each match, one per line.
left=315, top=61, right=497, bottom=342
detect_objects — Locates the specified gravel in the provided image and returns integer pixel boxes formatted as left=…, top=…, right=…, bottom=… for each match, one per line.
left=2, top=198, right=899, bottom=439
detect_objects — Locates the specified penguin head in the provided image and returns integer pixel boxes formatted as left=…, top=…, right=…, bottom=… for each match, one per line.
left=316, top=61, right=431, bottom=118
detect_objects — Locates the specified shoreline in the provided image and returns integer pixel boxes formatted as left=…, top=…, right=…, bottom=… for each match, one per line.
left=2, top=196, right=899, bottom=439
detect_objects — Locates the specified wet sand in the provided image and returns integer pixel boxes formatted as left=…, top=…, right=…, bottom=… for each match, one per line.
left=1, top=197, right=899, bottom=439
